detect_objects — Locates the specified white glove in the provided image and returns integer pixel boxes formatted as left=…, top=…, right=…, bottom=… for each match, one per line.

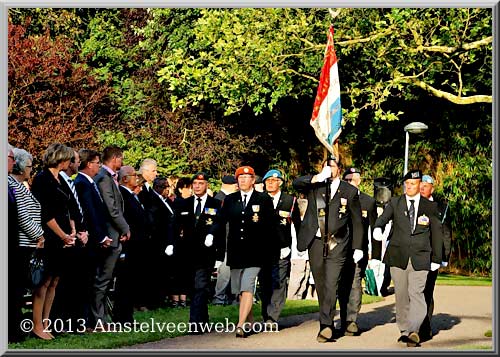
left=430, top=262, right=440, bottom=271
left=214, top=260, right=222, bottom=269
left=372, top=227, right=383, bottom=241
left=280, top=247, right=291, bottom=259
left=297, top=250, right=307, bottom=258
left=204, top=234, right=214, bottom=247
left=165, top=245, right=174, bottom=256
left=353, top=249, right=364, bottom=264
left=316, top=165, right=332, bottom=182
left=441, top=261, right=448, bottom=267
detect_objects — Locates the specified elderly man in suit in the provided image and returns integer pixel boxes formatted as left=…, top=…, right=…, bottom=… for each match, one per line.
left=418, top=174, right=452, bottom=341
left=373, top=169, right=443, bottom=347
left=258, top=169, right=301, bottom=329
left=151, top=177, right=177, bottom=308
left=175, top=172, right=224, bottom=334
left=292, top=157, right=364, bottom=343
left=339, top=167, right=378, bottom=336
left=208, top=166, right=278, bottom=338
left=114, top=165, right=152, bottom=321
left=92, top=146, right=130, bottom=328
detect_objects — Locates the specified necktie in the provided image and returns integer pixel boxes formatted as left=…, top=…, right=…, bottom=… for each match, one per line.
left=134, top=194, right=144, bottom=209
left=92, top=181, right=103, bottom=202
left=112, top=173, right=119, bottom=187
left=409, top=199, right=415, bottom=233
left=67, top=178, right=84, bottom=218
left=242, top=194, right=247, bottom=209
left=195, top=197, right=202, bottom=219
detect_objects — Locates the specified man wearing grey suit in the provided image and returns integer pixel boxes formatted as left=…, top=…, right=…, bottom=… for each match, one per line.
left=373, top=169, right=443, bottom=347
left=92, top=146, right=130, bottom=329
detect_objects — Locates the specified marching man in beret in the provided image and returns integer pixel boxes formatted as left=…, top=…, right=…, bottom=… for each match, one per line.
left=340, top=167, right=378, bottom=336
left=258, top=169, right=302, bottom=329
left=207, top=166, right=278, bottom=338
left=175, top=172, right=224, bottom=334
left=293, top=157, right=364, bottom=343
left=418, top=174, right=452, bottom=341
left=373, top=169, right=444, bottom=347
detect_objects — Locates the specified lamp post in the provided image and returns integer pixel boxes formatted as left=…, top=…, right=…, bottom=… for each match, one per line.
left=403, top=122, right=429, bottom=175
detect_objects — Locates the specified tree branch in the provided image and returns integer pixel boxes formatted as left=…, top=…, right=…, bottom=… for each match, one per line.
left=417, top=36, right=493, bottom=53
left=399, top=77, right=492, bottom=104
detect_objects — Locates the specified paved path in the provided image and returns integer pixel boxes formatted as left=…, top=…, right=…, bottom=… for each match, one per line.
left=127, top=285, right=493, bottom=351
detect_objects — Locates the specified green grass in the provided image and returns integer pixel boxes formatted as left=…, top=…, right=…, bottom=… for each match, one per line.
left=456, top=344, right=493, bottom=350
left=9, top=295, right=381, bottom=350
left=436, top=273, right=492, bottom=286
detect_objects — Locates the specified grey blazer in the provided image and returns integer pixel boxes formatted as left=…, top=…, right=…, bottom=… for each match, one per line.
left=94, top=167, right=129, bottom=247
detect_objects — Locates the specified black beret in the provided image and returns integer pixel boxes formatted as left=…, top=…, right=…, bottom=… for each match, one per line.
left=342, top=167, right=361, bottom=180
left=192, top=172, right=209, bottom=182
left=402, top=169, right=422, bottom=182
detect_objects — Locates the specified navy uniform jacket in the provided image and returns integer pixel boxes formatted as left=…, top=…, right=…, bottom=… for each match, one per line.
left=292, top=176, right=364, bottom=253
left=374, top=195, right=443, bottom=271
left=359, top=191, right=380, bottom=259
left=210, top=190, right=279, bottom=269
left=174, top=195, right=224, bottom=269
left=434, top=197, right=452, bottom=262
left=273, top=191, right=302, bottom=251
left=74, top=173, right=111, bottom=249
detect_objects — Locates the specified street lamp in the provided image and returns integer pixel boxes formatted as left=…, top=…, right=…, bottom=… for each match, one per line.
left=403, top=122, right=428, bottom=175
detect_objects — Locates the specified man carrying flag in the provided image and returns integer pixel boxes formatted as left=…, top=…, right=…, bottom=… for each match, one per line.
left=292, top=26, right=363, bottom=343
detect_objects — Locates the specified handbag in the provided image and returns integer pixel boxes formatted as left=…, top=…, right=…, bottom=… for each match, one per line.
left=29, top=249, right=45, bottom=287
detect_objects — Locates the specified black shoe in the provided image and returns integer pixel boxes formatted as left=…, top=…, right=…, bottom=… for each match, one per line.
left=407, top=332, right=421, bottom=347
left=344, top=321, right=359, bottom=336
left=179, top=300, right=187, bottom=308
left=397, top=335, right=410, bottom=343
left=317, top=325, right=333, bottom=343
left=235, top=327, right=247, bottom=338
left=170, top=301, right=179, bottom=308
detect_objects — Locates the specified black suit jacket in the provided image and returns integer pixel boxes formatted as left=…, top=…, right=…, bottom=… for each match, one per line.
left=434, top=197, right=452, bottom=262
left=119, top=186, right=151, bottom=243
left=273, top=191, right=302, bottom=251
left=210, top=190, right=279, bottom=269
left=59, top=173, right=87, bottom=235
left=293, top=176, right=364, bottom=253
left=359, top=191, right=379, bottom=259
left=174, top=195, right=224, bottom=268
left=74, top=173, right=110, bottom=249
left=150, top=190, right=176, bottom=248
left=374, top=195, right=444, bottom=271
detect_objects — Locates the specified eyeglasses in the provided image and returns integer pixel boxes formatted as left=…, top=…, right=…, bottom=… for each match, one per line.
left=8, top=155, right=15, bottom=160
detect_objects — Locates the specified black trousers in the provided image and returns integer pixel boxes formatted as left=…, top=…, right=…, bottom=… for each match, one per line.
left=189, top=267, right=212, bottom=324
left=308, top=238, right=349, bottom=327
left=51, top=247, right=92, bottom=328
left=9, top=246, right=32, bottom=342
left=420, top=268, right=438, bottom=335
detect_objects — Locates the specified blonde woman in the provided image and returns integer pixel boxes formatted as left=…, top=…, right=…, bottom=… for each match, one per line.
left=31, top=143, right=76, bottom=337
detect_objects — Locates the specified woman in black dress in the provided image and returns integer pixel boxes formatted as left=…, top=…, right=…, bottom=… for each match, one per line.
left=31, top=143, right=76, bottom=337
